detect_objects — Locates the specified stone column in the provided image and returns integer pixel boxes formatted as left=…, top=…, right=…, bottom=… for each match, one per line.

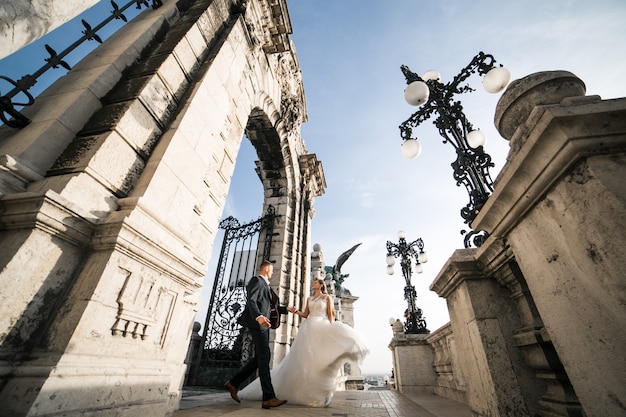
left=473, top=70, right=626, bottom=417
left=430, top=249, right=532, bottom=416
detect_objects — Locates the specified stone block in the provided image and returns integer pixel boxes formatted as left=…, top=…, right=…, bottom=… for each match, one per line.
left=114, top=101, right=163, bottom=156
left=22, top=88, right=101, bottom=135
left=0, top=121, right=72, bottom=182
left=39, top=64, right=124, bottom=101
left=139, top=75, right=178, bottom=127
left=49, top=130, right=147, bottom=196
left=158, top=55, right=190, bottom=101
left=184, top=23, right=209, bottom=63
left=173, top=35, right=201, bottom=76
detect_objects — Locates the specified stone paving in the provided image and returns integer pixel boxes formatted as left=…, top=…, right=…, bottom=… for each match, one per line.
left=174, top=388, right=472, bottom=417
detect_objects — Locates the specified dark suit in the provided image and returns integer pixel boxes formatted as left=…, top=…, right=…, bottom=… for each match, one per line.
left=229, top=275, right=286, bottom=401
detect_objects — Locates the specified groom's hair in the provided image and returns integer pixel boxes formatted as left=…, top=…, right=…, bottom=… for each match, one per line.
left=260, top=260, right=273, bottom=269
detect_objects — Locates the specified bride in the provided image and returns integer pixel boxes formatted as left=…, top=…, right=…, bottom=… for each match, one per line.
left=238, top=278, right=369, bottom=407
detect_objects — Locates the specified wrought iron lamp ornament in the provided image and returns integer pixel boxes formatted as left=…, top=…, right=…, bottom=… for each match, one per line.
left=386, top=231, right=429, bottom=334
left=398, top=52, right=511, bottom=248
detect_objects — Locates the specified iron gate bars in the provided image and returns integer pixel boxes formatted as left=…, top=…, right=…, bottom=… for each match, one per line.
left=198, top=206, right=277, bottom=372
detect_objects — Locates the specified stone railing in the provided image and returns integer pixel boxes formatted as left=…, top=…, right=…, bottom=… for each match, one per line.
left=425, top=323, right=467, bottom=404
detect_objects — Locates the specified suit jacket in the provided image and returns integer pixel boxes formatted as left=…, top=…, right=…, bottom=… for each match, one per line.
left=240, top=275, right=287, bottom=330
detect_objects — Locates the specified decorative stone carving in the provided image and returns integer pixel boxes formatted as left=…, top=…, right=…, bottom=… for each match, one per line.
left=258, top=0, right=292, bottom=54
left=111, top=268, right=158, bottom=340
left=276, top=53, right=306, bottom=134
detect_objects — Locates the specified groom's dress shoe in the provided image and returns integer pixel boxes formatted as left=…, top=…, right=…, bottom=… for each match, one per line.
left=224, top=381, right=240, bottom=403
left=261, top=397, right=287, bottom=409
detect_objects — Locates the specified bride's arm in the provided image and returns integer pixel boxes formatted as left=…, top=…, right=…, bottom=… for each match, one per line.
left=288, top=297, right=310, bottom=318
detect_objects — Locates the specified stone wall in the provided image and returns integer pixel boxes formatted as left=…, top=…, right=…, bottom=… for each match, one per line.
left=0, top=1, right=324, bottom=416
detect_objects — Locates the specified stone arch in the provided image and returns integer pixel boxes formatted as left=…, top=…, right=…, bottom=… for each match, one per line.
left=242, top=88, right=315, bottom=362
left=0, top=0, right=325, bottom=415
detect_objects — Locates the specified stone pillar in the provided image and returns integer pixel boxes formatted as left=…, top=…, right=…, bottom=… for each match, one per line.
left=388, top=321, right=436, bottom=395
left=430, top=249, right=533, bottom=416
left=476, top=238, right=577, bottom=416
left=473, top=71, right=626, bottom=417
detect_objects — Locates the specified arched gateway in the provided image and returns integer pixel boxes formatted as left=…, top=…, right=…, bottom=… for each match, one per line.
left=0, top=1, right=325, bottom=415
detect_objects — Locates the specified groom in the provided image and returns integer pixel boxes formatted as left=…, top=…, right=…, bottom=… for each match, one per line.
left=225, top=260, right=287, bottom=409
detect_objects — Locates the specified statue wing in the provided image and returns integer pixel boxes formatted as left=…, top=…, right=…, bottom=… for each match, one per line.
left=333, top=243, right=362, bottom=275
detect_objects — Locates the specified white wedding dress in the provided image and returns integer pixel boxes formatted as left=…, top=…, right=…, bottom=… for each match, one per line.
left=238, top=296, right=369, bottom=407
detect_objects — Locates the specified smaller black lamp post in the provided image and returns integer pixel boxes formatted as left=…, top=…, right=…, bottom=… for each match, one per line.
left=386, top=231, right=429, bottom=334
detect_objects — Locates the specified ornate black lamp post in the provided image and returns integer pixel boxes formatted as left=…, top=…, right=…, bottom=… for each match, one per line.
left=386, top=231, right=429, bottom=334
left=398, top=52, right=510, bottom=248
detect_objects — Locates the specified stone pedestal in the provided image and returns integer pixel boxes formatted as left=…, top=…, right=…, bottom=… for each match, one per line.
left=388, top=330, right=436, bottom=395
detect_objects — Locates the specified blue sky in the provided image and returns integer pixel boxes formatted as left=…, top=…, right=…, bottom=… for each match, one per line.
left=2, top=0, right=626, bottom=376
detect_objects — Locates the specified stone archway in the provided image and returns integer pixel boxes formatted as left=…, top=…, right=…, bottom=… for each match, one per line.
left=0, top=1, right=324, bottom=415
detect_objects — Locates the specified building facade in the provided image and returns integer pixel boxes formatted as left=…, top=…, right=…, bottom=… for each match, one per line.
left=0, top=1, right=324, bottom=415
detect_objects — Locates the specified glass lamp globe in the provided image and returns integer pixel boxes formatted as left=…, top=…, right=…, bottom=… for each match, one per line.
left=417, top=251, right=428, bottom=263
left=401, top=139, right=421, bottom=159
left=386, top=265, right=395, bottom=275
left=414, top=263, right=424, bottom=274
left=389, top=317, right=396, bottom=325
left=467, top=130, right=487, bottom=148
left=386, top=255, right=396, bottom=266
left=404, top=81, right=429, bottom=106
left=483, top=66, right=511, bottom=93
left=422, top=70, right=441, bottom=82
left=397, top=230, right=406, bottom=239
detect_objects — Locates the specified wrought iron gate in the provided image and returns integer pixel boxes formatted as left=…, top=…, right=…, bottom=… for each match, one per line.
left=191, top=206, right=276, bottom=387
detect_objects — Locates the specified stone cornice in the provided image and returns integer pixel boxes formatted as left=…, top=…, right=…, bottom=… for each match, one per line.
left=0, top=190, right=95, bottom=245
left=259, top=0, right=292, bottom=54
left=474, top=236, right=513, bottom=277
left=299, top=153, right=326, bottom=197
left=388, top=332, right=430, bottom=349
left=429, top=248, right=482, bottom=298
